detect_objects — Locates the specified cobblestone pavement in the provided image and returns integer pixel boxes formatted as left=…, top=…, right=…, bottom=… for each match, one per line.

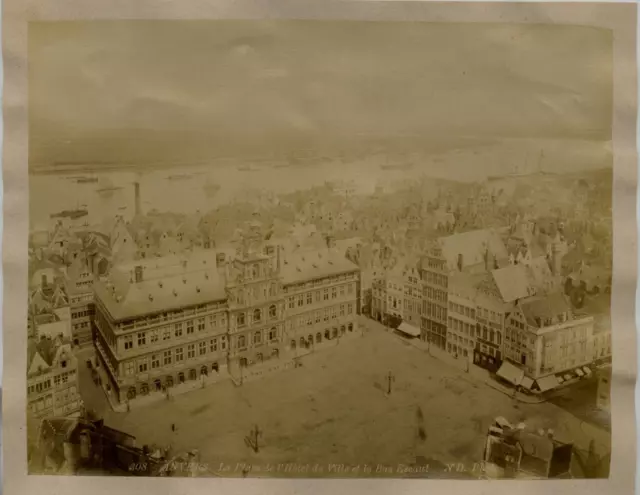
left=99, top=318, right=611, bottom=478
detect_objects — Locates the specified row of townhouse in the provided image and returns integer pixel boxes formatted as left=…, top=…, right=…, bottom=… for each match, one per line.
left=92, top=242, right=360, bottom=405
left=371, top=227, right=611, bottom=393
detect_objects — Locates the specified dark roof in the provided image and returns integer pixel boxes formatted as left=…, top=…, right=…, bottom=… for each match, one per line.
left=519, top=292, right=571, bottom=327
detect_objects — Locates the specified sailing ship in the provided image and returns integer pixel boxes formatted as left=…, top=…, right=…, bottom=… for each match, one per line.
left=76, top=175, right=99, bottom=184
left=51, top=202, right=88, bottom=220
left=487, top=151, right=551, bottom=181
left=96, top=177, right=123, bottom=194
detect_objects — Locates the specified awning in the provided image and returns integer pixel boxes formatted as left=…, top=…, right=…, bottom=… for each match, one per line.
left=583, top=366, right=592, bottom=375
left=536, top=375, right=560, bottom=392
left=496, top=361, right=524, bottom=386
left=575, top=368, right=585, bottom=377
left=397, top=322, right=421, bottom=337
left=521, top=376, right=534, bottom=390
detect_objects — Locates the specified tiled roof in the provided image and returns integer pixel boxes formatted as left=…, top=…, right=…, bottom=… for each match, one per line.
left=438, top=229, right=508, bottom=272
left=519, top=292, right=571, bottom=327
left=95, top=251, right=226, bottom=321
left=492, top=264, right=547, bottom=303
left=281, top=248, right=359, bottom=285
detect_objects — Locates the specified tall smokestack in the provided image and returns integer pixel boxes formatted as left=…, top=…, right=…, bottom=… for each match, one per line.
left=134, top=182, right=142, bottom=217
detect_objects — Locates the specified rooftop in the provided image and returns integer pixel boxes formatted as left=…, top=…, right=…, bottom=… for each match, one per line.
left=438, top=229, right=509, bottom=272
left=94, top=251, right=226, bottom=321
left=281, top=248, right=359, bottom=285
left=519, top=292, right=572, bottom=328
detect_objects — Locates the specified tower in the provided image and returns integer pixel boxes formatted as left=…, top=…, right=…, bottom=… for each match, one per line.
left=134, top=181, right=142, bottom=217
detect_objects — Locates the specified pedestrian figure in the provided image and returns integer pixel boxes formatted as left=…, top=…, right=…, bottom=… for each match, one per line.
left=171, top=423, right=176, bottom=432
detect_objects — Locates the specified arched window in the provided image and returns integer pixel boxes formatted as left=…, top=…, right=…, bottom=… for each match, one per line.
left=348, top=323, right=353, bottom=332
left=490, top=330, right=495, bottom=343
left=340, top=325, right=346, bottom=335
left=254, top=331, right=262, bottom=344
left=269, top=305, right=277, bottom=319
left=237, top=313, right=246, bottom=327
left=253, top=309, right=262, bottom=322
left=316, top=332, right=322, bottom=343
left=238, top=335, right=246, bottom=348
left=325, top=329, right=331, bottom=340
left=290, top=339, right=296, bottom=350
left=299, top=337, right=306, bottom=348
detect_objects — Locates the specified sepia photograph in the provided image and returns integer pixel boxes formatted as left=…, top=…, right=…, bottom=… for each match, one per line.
left=16, top=9, right=633, bottom=485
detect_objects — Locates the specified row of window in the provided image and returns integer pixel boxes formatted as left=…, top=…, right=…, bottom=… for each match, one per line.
left=235, top=305, right=278, bottom=327
left=478, top=307, right=501, bottom=324
left=284, top=274, right=356, bottom=294
left=123, top=336, right=229, bottom=376
left=424, top=259, right=445, bottom=271
left=448, top=302, right=476, bottom=320
left=290, top=324, right=354, bottom=348
left=423, top=271, right=448, bottom=288
left=235, top=328, right=279, bottom=350
left=477, top=325, right=502, bottom=346
left=424, top=287, right=447, bottom=302
left=447, top=332, right=473, bottom=348
left=232, top=282, right=279, bottom=306
left=509, top=318, right=526, bottom=330
left=403, top=299, right=421, bottom=315
left=506, top=328, right=534, bottom=346
left=448, top=317, right=474, bottom=336
left=423, top=302, right=447, bottom=321
left=27, top=368, right=76, bottom=395
left=72, top=308, right=95, bottom=319
left=285, top=303, right=354, bottom=329
left=123, top=314, right=228, bottom=350
left=286, top=284, right=354, bottom=309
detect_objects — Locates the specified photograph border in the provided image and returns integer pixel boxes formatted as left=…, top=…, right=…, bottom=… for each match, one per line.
left=3, top=1, right=637, bottom=494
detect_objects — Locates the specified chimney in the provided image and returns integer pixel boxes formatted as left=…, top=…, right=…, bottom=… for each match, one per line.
left=134, top=265, right=143, bottom=283
left=134, top=182, right=142, bottom=217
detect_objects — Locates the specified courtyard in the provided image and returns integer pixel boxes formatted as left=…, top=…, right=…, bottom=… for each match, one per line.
left=92, top=319, right=611, bottom=478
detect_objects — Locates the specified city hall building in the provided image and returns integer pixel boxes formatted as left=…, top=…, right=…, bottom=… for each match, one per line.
left=93, top=242, right=360, bottom=404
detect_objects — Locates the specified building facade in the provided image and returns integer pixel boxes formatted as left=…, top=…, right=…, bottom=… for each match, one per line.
left=420, top=245, right=449, bottom=349
left=93, top=250, right=230, bottom=403
left=446, top=275, right=477, bottom=358
left=504, top=293, right=595, bottom=381
left=65, top=257, right=96, bottom=347
left=27, top=336, right=81, bottom=418
left=226, top=245, right=285, bottom=374
left=281, top=248, right=359, bottom=354
left=403, top=264, right=422, bottom=329
left=92, top=244, right=361, bottom=405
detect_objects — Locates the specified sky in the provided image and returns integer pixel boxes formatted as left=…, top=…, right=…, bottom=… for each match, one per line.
left=28, top=21, right=613, bottom=168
